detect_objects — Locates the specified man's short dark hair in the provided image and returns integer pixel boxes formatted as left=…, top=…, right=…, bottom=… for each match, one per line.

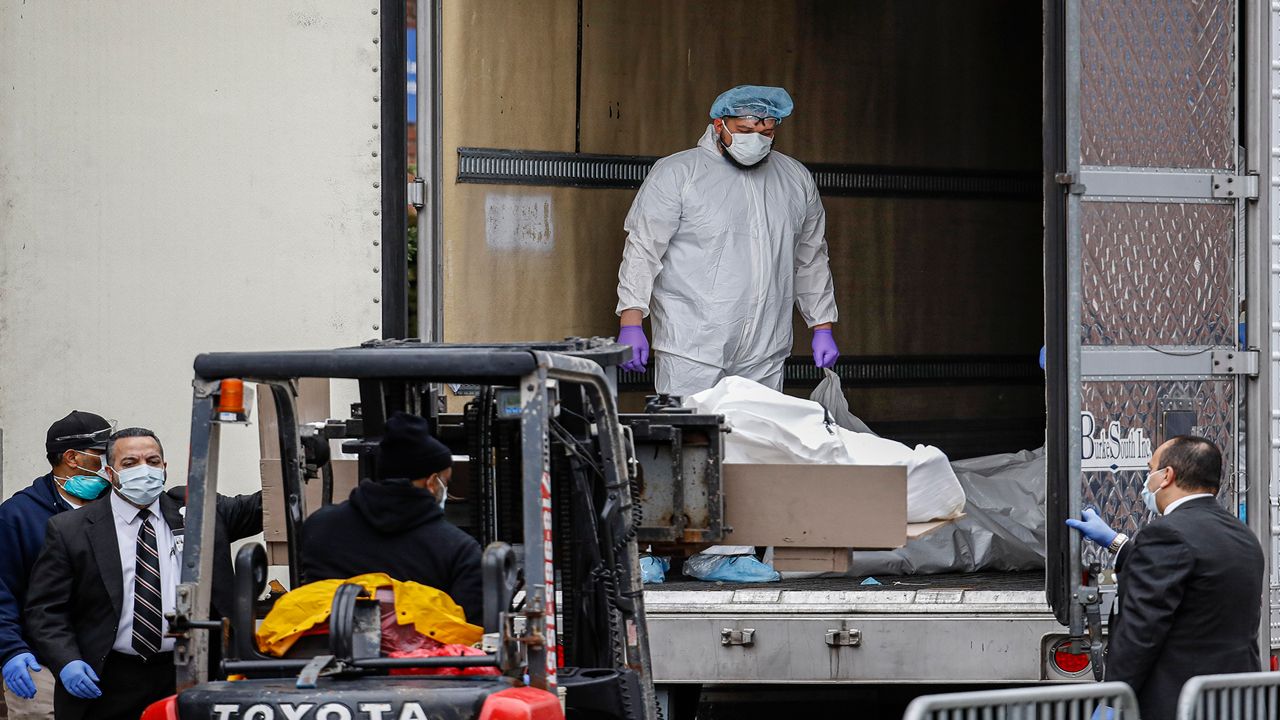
left=45, top=448, right=96, bottom=467
left=1161, top=435, right=1222, bottom=494
left=106, top=427, right=165, bottom=466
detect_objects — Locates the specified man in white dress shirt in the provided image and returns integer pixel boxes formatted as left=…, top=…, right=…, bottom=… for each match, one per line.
left=1066, top=435, right=1264, bottom=719
left=26, top=429, right=198, bottom=720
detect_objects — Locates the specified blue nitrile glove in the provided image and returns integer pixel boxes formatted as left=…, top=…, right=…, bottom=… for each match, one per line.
left=1066, top=507, right=1118, bottom=548
left=59, top=660, right=101, bottom=699
left=619, top=325, right=649, bottom=373
left=3, top=652, right=41, bottom=699
left=812, top=329, right=839, bottom=368
left=1091, top=706, right=1115, bottom=720
left=1039, top=345, right=1046, bottom=370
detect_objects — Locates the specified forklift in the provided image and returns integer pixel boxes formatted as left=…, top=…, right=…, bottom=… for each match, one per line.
left=145, top=339, right=658, bottom=719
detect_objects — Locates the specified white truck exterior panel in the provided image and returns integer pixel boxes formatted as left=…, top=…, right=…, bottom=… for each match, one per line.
left=0, top=3, right=384, bottom=496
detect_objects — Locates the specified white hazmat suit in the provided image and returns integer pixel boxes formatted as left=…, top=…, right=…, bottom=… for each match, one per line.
left=616, top=125, right=839, bottom=397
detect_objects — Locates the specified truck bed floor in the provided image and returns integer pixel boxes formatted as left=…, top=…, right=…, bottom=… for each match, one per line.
left=653, top=570, right=1045, bottom=593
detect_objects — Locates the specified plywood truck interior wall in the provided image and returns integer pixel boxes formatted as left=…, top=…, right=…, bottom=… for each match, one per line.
left=441, top=1, right=1044, bottom=448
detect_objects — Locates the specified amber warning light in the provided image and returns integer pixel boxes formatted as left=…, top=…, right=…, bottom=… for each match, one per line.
left=215, top=379, right=253, bottom=423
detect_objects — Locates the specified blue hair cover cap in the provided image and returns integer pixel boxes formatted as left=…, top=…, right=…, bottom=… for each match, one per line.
left=709, top=85, right=794, bottom=120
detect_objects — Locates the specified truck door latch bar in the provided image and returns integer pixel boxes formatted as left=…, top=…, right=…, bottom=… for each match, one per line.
left=1074, top=169, right=1258, bottom=200
left=720, top=628, right=755, bottom=647
left=1080, top=347, right=1259, bottom=378
left=825, top=621, right=862, bottom=648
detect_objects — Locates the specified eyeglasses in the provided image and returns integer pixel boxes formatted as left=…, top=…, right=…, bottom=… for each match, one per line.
left=730, top=115, right=780, bottom=130
left=53, top=421, right=117, bottom=444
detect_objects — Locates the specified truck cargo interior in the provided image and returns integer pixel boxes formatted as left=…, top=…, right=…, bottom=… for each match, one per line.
left=438, top=1, right=1047, bottom=462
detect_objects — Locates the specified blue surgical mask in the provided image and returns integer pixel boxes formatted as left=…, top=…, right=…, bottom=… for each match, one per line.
left=55, top=474, right=110, bottom=501
left=114, top=464, right=165, bottom=506
left=56, top=451, right=110, bottom=502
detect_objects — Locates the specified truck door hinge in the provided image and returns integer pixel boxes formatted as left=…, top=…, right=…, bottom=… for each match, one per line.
left=1211, top=349, right=1259, bottom=377
left=1054, top=173, right=1086, bottom=195
left=408, top=177, right=426, bottom=209
left=720, top=628, right=755, bottom=647
left=1211, top=173, right=1259, bottom=200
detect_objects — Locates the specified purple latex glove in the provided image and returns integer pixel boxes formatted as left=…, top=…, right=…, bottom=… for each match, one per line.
left=812, top=328, right=839, bottom=368
left=619, top=325, right=649, bottom=372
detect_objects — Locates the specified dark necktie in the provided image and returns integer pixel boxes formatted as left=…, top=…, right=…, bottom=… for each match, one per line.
left=131, top=509, right=164, bottom=659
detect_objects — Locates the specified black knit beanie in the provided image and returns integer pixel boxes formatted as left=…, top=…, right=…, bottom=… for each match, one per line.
left=376, top=412, right=452, bottom=482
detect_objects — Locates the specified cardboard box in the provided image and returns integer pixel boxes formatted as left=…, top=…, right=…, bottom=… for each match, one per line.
left=723, top=463, right=908, bottom=549
left=771, top=520, right=962, bottom=575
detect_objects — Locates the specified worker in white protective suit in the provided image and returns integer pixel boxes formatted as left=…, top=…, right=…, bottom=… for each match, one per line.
left=616, top=85, right=840, bottom=397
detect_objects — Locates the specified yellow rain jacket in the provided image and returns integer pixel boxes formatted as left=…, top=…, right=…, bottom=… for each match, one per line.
left=256, top=572, right=483, bottom=656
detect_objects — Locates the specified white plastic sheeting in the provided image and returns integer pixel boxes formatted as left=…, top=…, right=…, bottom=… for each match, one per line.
left=684, top=376, right=966, bottom=522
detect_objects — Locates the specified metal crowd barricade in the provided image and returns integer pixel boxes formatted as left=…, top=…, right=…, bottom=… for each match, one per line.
left=1176, top=672, right=1280, bottom=720
left=902, top=682, right=1140, bottom=720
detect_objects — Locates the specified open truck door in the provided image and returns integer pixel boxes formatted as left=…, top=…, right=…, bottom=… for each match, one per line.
left=1046, top=0, right=1256, bottom=672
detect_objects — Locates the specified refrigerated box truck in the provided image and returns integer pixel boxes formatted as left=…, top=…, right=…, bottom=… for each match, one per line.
left=2, top=0, right=1278, bottom=712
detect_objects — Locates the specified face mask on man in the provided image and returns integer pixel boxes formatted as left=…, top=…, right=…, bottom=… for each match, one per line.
left=55, top=473, right=110, bottom=502
left=114, top=464, right=166, bottom=506
left=55, top=451, right=111, bottom=501
left=1141, top=468, right=1166, bottom=515
left=433, top=475, right=448, bottom=511
left=719, top=123, right=772, bottom=166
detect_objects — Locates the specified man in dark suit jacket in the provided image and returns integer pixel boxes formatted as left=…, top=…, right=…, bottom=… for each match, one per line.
left=1067, top=435, right=1264, bottom=720
left=1, top=410, right=112, bottom=718
left=23, top=427, right=262, bottom=720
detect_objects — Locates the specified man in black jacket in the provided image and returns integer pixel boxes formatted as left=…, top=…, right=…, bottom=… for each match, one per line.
left=1067, top=435, right=1264, bottom=720
left=301, top=411, right=482, bottom=623
left=23, top=427, right=262, bottom=720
